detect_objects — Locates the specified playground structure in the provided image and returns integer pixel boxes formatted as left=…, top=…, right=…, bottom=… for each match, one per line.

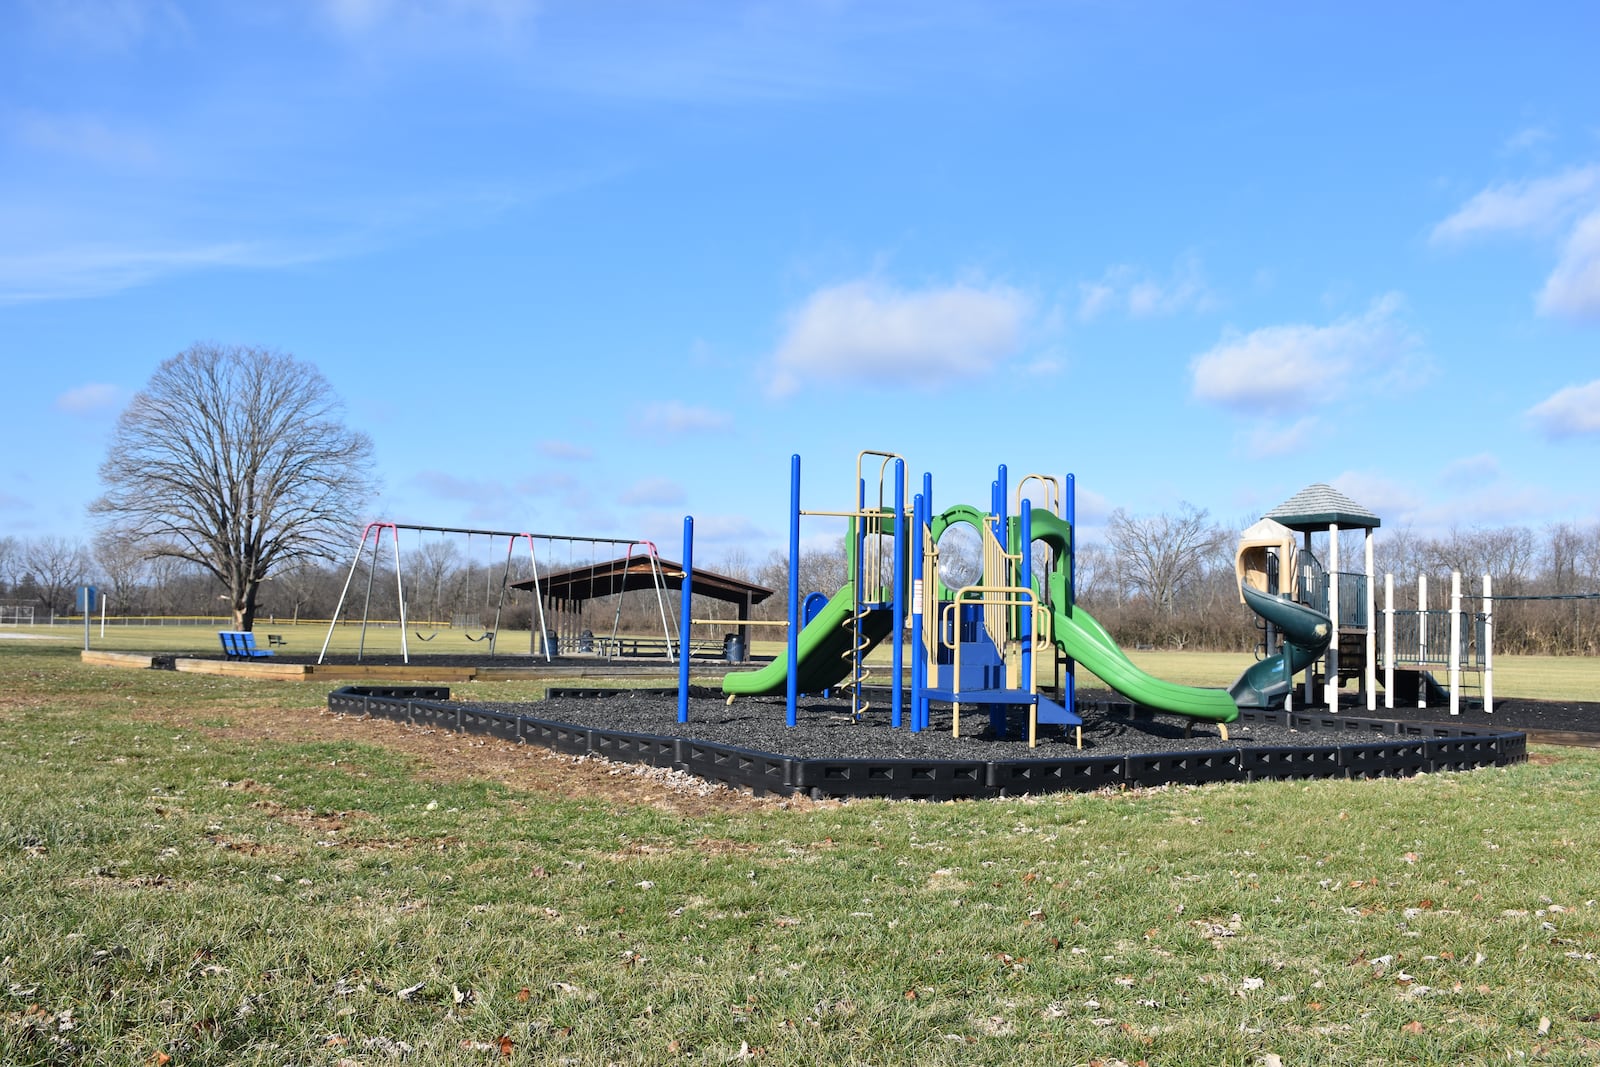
left=1243, top=484, right=1494, bottom=716
left=675, top=457, right=1500, bottom=747
left=675, top=453, right=1261, bottom=745
left=319, top=522, right=678, bottom=664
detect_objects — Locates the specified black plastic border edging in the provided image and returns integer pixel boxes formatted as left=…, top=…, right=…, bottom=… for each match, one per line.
left=328, top=687, right=1528, bottom=801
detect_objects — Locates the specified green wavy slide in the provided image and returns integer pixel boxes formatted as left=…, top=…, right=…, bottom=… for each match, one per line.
left=1029, top=510, right=1240, bottom=724
left=721, top=581, right=896, bottom=699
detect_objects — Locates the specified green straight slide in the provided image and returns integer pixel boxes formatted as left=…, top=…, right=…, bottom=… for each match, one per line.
left=721, top=581, right=897, bottom=699
left=1029, top=510, right=1240, bottom=724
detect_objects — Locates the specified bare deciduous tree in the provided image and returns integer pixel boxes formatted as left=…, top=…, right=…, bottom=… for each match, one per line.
left=0, top=535, right=18, bottom=591
left=93, top=530, right=151, bottom=614
left=23, top=536, right=91, bottom=614
left=1106, top=502, right=1224, bottom=615
left=93, top=343, right=377, bottom=631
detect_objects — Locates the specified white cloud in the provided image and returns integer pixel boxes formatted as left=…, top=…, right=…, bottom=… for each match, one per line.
left=768, top=279, right=1029, bottom=396
left=1433, top=165, right=1600, bottom=320
left=1431, top=165, right=1600, bottom=243
left=1527, top=378, right=1600, bottom=438
left=1077, top=254, right=1215, bottom=322
left=1538, top=211, right=1600, bottom=318
left=1190, top=293, right=1422, bottom=414
left=638, top=401, right=733, bottom=434
left=54, top=382, right=123, bottom=415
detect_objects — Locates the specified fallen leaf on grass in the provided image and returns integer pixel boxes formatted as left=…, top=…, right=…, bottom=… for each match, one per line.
left=1401, top=1020, right=1424, bottom=1035
left=517, top=987, right=531, bottom=1001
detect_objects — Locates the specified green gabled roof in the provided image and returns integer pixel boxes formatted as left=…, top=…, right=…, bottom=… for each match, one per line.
left=1264, top=483, right=1380, bottom=531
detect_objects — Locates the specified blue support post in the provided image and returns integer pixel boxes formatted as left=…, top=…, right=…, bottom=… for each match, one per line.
left=677, top=516, right=693, bottom=723
left=1064, top=472, right=1077, bottom=722
left=787, top=454, right=801, bottom=729
left=921, top=471, right=934, bottom=731
left=1020, top=499, right=1033, bottom=693
left=910, top=489, right=925, bottom=732
left=891, top=458, right=905, bottom=728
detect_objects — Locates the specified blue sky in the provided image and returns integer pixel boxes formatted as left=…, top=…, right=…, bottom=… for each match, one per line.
left=4, top=0, right=1598, bottom=569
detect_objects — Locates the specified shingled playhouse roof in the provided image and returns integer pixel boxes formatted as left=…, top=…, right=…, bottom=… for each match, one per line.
left=1263, top=483, right=1381, bottom=531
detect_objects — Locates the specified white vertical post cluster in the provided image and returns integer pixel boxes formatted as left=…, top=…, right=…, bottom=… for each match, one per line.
left=1417, top=574, right=1428, bottom=709
left=1383, top=573, right=1395, bottom=710
left=1364, top=530, right=1375, bottom=712
left=1449, top=571, right=1462, bottom=716
left=1482, top=573, right=1494, bottom=714
left=1327, top=522, right=1340, bottom=712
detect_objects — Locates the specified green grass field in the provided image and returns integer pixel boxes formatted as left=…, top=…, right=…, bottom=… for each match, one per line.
left=13, top=617, right=1598, bottom=701
left=3, top=642, right=1600, bottom=1064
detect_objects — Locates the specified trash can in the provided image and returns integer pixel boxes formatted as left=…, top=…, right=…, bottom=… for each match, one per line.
left=723, top=632, right=746, bottom=664
left=542, top=629, right=560, bottom=655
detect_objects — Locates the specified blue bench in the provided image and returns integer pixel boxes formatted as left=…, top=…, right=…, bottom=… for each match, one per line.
left=218, top=631, right=275, bottom=660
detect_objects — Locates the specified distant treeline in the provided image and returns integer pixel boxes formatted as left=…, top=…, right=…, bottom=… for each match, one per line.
left=6, top=514, right=1600, bottom=654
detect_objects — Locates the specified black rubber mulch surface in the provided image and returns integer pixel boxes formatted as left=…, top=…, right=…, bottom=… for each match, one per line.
left=464, top=686, right=1571, bottom=764
left=1357, top=693, right=1599, bottom=742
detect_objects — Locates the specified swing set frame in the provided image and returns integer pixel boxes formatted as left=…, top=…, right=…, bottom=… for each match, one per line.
left=318, top=521, right=677, bottom=665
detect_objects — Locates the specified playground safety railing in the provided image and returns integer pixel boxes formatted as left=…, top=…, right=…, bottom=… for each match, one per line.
left=1387, top=609, right=1485, bottom=668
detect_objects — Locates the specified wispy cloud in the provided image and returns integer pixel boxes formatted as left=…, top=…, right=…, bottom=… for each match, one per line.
left=621, top=477, right=685, bottom=508
left=1077, top=254, right=1215, bottom=322
left=1503, top=125, right=1553, bottom=155
left=768, top=278, right=1029, bottom=397
left=1190, top=293, right=1425, bottom=414
left=1431, top=165, right=1600, bottom=242
left=54, top=383, right=124, bottom=415
left=538, top=439, right=593, bottom=461
left=14, top=111, right=159, bottom=170
left=1440, top=452, right=1502, bottom=486
left=315, top=0, right=537, bottom=36
left=637, top=401, right=734, bottom=435
left=1539, top=211, right=1600, bottom=318
left=0, top=240, right=336, bottom=306
left=1527, top=379, right=1600, bottom=438
left=1434, top=165, right=1600, bottom=319
left=1240, top=416, right=1320, bottom=459
left=21, top=0, right=189, bottom=52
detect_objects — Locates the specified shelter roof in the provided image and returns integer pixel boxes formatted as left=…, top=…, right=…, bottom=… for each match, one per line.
left=1264, top=483, right=1381, bottom=531
left=512, top=555, right=774, bottom=608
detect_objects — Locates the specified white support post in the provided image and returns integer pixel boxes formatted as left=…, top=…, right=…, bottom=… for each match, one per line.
left=1449, top=570, right=1461, bottom=716
left=1301, top=531, right=1314, bottom=709
left=1383, top=573, right=1394, bottom=710
left=1364, top=529, right=1375, bottom=712
left=1327, top=522, right=1340, bottom=712
left=1417, top=574, right=1427, bottom=709
left=1482, top=573, right=1494, bottom=714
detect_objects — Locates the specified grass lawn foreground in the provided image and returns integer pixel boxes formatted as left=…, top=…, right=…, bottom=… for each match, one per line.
left=3, top=643, right=1600, bottom=1064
